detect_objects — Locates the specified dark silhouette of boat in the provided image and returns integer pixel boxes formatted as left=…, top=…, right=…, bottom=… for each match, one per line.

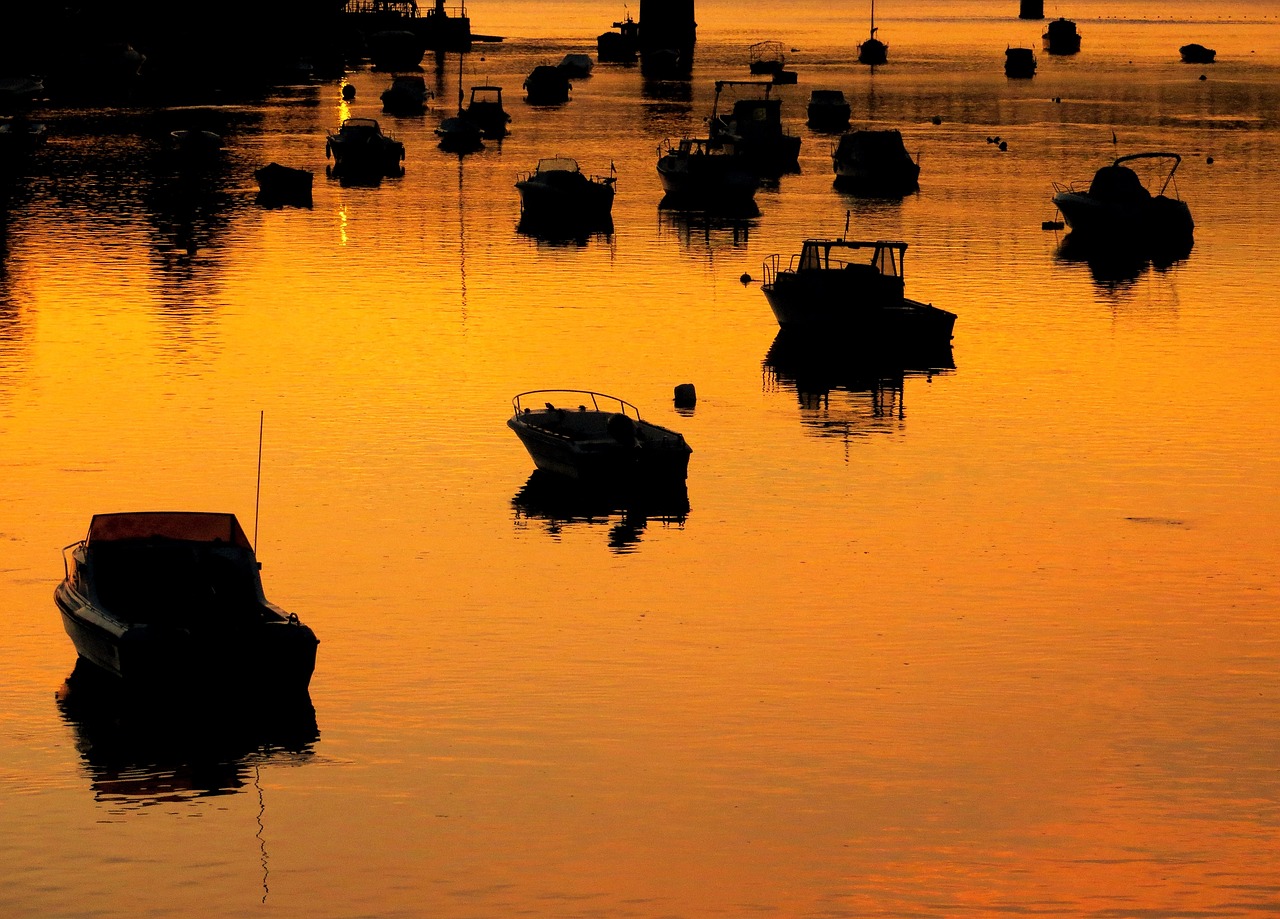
left=341, top=0, right=483, bottom=53
left=1051, top=151, right=1193, bottom=252
left=1005, top=46, right=1037, bottom=77
left=656, top=135, right=759, bottom=212
left=0, top=114, right=48, bottom=167
left=709, top=79, right=801, bottom=176
left=53, top=512, right=319, bottom=690
left=326, top=117, right=405, bottom=177
left=508, top=390, right=692, bottom=484
left=516, top=157, right=615, bottom=227
left=598, top=11, right=639, bottom=63
left=831, top=129, right=919, bottom=196
left=367, top=29, right=425, bottom=70
left=761, top=233, right=956, bottom=346
left=557, top=53, right=594, bottom=78
left=1179, top=43, right=1215, bottom=64
left=461, top=85, right=510, bottom=137
left=524, top=65, right=571, bottom=105
left=748, top=40, right=786, bottom=76
left=255, top=162, right=313, bottom=208
left=381, top=74, right=432, bottom=114
left=807, top=90, right=851, bottom=132
left=858, top=0, right=888, bottom=65
left=1043, top=17, right=1081, bottom=54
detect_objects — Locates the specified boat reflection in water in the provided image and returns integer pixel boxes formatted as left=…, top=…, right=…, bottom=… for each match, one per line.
left=1054, top=231, right=1192, bottom=287
left=56, top=658, right=319, bottom=807
left=764, top=329, right=953, bottom=443
left=512, top=469, right=690, bottom=554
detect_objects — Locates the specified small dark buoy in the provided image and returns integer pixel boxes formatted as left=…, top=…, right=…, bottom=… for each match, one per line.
left=342, top=84, right=356, bottom=101
left=1053, top=96, right=1061, bottom=103
left=1206, top=155, right=1214, bottom=164
left=998, top=140, right=1008, bottom=151
left=986, top=136, right=995, bottom=144
left=674, top=383, right=697, bottom=409
left=931, top=115, right=942, bottom=125
left=740, top=272, right=752, bottom=285
left=1199, top=73, right=1207, bottom=81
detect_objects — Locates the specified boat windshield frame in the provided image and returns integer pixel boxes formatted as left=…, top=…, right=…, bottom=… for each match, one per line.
left=799, top=239, right=906, bottom=276
left=512, top=390, right=643, bottom=422
left=1113, top=151, right=1182, bottom=195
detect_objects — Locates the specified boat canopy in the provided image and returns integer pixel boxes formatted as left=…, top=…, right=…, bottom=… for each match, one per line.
left=798, top=239, right=906, bottom=278
left=86, top=512, right=253, bottom=549
left=536, top=156, right=580, bottom=173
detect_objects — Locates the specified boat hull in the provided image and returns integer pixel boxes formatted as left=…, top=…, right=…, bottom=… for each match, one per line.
left=657, top=153, right=759, bottom=209
left=1053, top=191, right=1194, bottom=247
left=763, top=281, right=955, bottom=343
left=508, top=415, right=690, bottom=483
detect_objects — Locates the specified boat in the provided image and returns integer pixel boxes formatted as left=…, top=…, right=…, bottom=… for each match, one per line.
left=0, top=76, right=44, bottom=109
left=381, top=74, right=432, bottom=114
left=656, top=136, right=760, bottom=212
left=1005, top=46, right=1037, bottom=77
left=507, top=390, right=692, bottom=483
left=1043, top=17, right=1081, bottom=55
left=761, top=233, right=956, bottom=344
left=748, top=40, right=786, bottom=77
left=0, top=116, right=48, bottom=163
left=708, top=80, right=801, bottom=176
left=255, top=162, right=314, bottom=207
left=437, top=56, right=486, bottom=152
left=1179, top=43, right=1215, bottom=64
left=640, top=47, right=686, bottom=79
left=524, top=65, right=572, bottom=104
left=597, top=12, right=639, bottom=63
left=807, top=89, right=851, bottom=132
left=340, top=0, right=481, bottom=52
left=832, top=129, right=919, bottom=196
left=515, top=156, right=615, bottom=228
left=1051, top=151, right=1193, bottom=250
left=168, top=129, right=223, bottom=157
left=557, top=53, right=595, bottom=78
left=367, top=29, right=426, bottom=70
left=461, top=85, right=511, bottom=137
left=857, top=0, right=888, bottom=66
left=326, top=117, right=405, bottom=176
left=53, top=512, right=319, bottom=690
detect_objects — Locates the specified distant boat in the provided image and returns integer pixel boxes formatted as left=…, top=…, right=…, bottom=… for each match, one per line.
left=708, top=79, right=801, bottom=176
left=515, top=156, right=615, bottom=227
left=340, top=0, right=479, bottom=52
left=367, top=29, right=425, bottom=70
left=1051, top=151, right=1193, bottom=251
left=462, top=85, right=511, bottom=137
left=54, top=512, right=319, bottom=690
left=255, top=162, right=314, bottom=208
left=748, top=40, right=787, bottom=77
left=0, top=116, right=48, bottom=163
left=761, top=235, right=956, bottom=344
left=597, top=11, right=639, bottom=63
left=508, top=390, right=692, bottom=483
left=524, top=65, right=572, bottom=104
left=557, top=53, right=595, bottom=78
left=1179, top=43, right=1215, bottom=64
left=1043, top=17, right=1081, bottom=55
left=1005, top=46, right=1037, bottom=77
left=831, top=129, right=919, bottom=196
left=168, top=128, right=223, bottom=157
left=857, top=0, right=888, bottom=65
left=326, top=117, right=405, bottom=176
left=381, top=74, right=432, bottom=114
left=807, top=89, right=851, bottom=132
left=656, top=136, right=760, bottom=211
left=438, top=54, right=486, bottom=153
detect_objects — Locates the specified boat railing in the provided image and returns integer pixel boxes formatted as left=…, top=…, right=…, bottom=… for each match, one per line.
left=762, top=253, right=782, bottom=287
left=512, top=390, right=643, bottom=422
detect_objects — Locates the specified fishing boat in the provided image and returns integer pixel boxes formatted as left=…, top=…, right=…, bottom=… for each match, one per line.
left=254, top=162, right=314, bottom=207
left=508, top=391, right=692, bottom=483
left=832, top=129, right=919, bottom=195
left=516, top=157, right=615, bottom=226
left=1005, top=46, right=1037, bottom=77
left=381, top=74, right=432, bottom=114
left=807, top=90, right=851, bottom=132
left=1043, top=17, right=1081, bottom=54
left=326, top=117, right=405, bottom=176
left=857, top=0, right=888, bottom=66
left=597, top=11, right=639, bottom=63
left=656, top=135, right=759, bottom=211
left=708, top=80, right=801, bottom=176
left=1051, top=151, right=1193, bottom=249
left=761, top=231, right=956, bottom=343
left=54, top=512, right=319, bottom=689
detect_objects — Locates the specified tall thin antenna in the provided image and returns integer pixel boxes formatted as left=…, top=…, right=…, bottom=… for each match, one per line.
left=254, top=410, right=264, bottom=551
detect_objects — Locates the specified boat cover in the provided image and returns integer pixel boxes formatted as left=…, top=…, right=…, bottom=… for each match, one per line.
left=87, top=512, right=253, bottom=549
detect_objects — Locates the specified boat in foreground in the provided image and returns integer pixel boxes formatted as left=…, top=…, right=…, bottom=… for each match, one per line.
left=326, top=117, right=405, bottom=177
left=508, top=390, right=692, bottom=483
left=1051, top=151, right=1193, bottom=251
left=761, top=236, right=956, bottom=346
left=656, top=136, right=759, bottom=212
left=516, top=156, right=615, bottom=227
left=54, top=512, right=319, bottom=690
left=832, top=129, right=919, bottom=195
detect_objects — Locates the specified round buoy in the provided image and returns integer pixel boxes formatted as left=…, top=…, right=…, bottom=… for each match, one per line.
left=998, top=140, right=1008, bottom=152
left=342, top=84, right=355, bottom=101
left=931, top=115, right=942, bottom=125
left=1207, top=155, right=1214, bottom=164
left=740, top=273, right=752, bottom=285
left=1199, top=74, right=1207, bottom=81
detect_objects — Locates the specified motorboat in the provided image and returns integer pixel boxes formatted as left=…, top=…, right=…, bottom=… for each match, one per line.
left=381, top=74, right=432, bottom=114
left=708, top=80, right=801, bottom=176
left=1043, top=18, right=1081, bottom=54
left=807, top=90, right=851, bottom=132
left=367, top=29, right=426, bottom=70
left=516, top=156, right=615, bottom=227
left=508, top=390, right=692, bottom=483
left=255, top=162, right=314, bottom=208
left=524, top=65, right=571, bottom=104
left=656, top=136, right=760, bottom=211
left=1180, top=43, right=1215, bottom=64
left=326, top=117, right=405, bottom=176
left=598, top=11, right=639, bottom=63
left=857, top=0, right=888, bottom=65
left=748, top=40, right=786, bottom=77
left=169, top=128, right=223, bottom=157
left=462, top=85, right=511, bottom=137
left=53, top=512, right=319, bottom=690
left=761, top=234, right=956, bottom=344
left=557, top=53, right=594, bottom=78
left=1051, top=151, right=1193, bottom=250
left=640, top=47, right=687, bottom=80
left=436, top=112, right=484, bottom=152
left=1005, top=46, right=1037, bottom=77
left=0, top=116, right=48, bottom=163
left=832, top=129, right=919, bottom=196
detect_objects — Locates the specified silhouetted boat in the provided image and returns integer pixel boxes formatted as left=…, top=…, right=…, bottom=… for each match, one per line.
left=857, top=0, right=888, bottom=65
left=0, top=115, right=48, bottom=163
left=341, top=0, right=479, bottom=52
left=461, top=85, right=510, bottom=137
left=557, top=53, right=594, bottom=78
left=255, top=162, right=314, bottom=207
left=1052, top=151, right=1193, bottom=250
left=761, top=234, right=956, bottom=344
left=508, top=390, right=692, bottom=483
left=1179, top=43, right=1215, bottom=64
left=1005, top=46, right=1037, bottom=77
left=326, top=117, right=405, bottom=176
left=598, top=11, right=639, bottom=63
left=656, top=135, right=760, bottom=211
left=640, top=47, right=685, bottom=79
left=367, top=29, right=425, bottom=70
left=381, top=74, right=432, bottom=114
left=832, top=129, right=919, bottom=195
left=54, top=512, right=319, bottom=689
left=1043, top=17, right=1081, bottom=54
left=168, top=128, right=223, bottom=157
left=748, top=40, right=787, bottom=76
left=0, top=76, right=44, bottom=109
left=516, top=157, right=615, bottom=225
left=807, top=90, right=851, bottom=132
left=524, top=65, right=572, bottom=104
left=709, top=79, right=801, bottom=176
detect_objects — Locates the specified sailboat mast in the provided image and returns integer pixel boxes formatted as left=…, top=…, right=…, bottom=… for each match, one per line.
left=870, top=0, right=876, bottom=36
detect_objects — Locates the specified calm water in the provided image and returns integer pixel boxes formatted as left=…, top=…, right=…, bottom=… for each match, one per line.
left=2, top=1, right=1279, bottom=916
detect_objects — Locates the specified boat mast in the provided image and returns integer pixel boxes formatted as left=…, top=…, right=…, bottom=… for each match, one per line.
left=254, top=410, right=264, bottom=551
left=870, top=0, right=877, bottom=36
